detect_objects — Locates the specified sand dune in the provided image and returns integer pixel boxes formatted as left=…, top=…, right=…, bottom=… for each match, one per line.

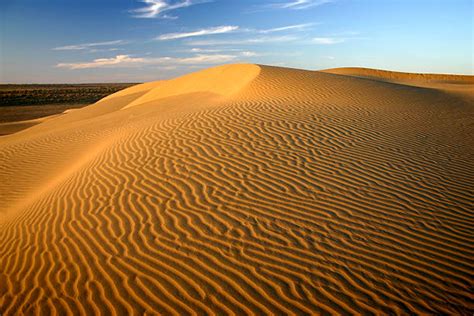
left=1, top=64, right=473, bottom=314
left=323, top=67, right=474, bottom=97
left=322, top=67, right=474, bottom=83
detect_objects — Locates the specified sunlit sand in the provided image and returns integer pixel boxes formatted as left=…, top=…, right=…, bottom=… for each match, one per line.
left=1, top=64, right=473, bottom=314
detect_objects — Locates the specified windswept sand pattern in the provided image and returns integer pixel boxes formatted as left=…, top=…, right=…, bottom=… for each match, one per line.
left=1, top=64, right=473, bottom=315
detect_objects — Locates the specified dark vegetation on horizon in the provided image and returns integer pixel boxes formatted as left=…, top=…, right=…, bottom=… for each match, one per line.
left=0, top=83, right=137, bottom=123
left=0, top=83, right=137, bottom=107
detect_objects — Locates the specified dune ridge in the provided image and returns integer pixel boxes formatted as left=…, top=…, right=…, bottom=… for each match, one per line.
left=1, top=64, right=473, bottom=314
left=323, top=67, right=474, bottom=97
left=322, top=67, right=474, bottom=83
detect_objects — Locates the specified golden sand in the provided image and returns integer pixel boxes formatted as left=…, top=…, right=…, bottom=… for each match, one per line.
left=1, top=64, right=473, bottom=314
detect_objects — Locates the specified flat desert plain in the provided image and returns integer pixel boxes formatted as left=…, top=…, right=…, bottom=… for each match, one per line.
left=1, top=64, right=473, bottom=314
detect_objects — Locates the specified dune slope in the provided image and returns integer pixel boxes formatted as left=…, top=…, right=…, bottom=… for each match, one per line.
left=1, top=64, right=473, bottom=315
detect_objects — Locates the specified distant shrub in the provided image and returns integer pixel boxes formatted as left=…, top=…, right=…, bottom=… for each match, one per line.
left=0, top=83, right=136, bottom=106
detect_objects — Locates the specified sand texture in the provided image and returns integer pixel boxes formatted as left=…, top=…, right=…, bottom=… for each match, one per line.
left=1, top=64, right=473, bottom=314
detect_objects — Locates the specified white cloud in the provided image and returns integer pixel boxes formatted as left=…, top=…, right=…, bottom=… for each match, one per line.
left=89, top=48, right=124, bottom=53
left=52, top=40, right=126, bottom=51
left=176, top=54, right=237, bottom=64
left=265, top=0, right=332, bottom=10
left=259, top=23, right=315, bottom=33
left=56, top=55, right=145, bottom=69
left=131, top=0, right=210, bottom=18
left=190, top=47, right=224, bottom=53
left=187, top=35, right=299, bottom=46
left=156, top=26, right=238, bottom=40
left=187, top=48, right=260, bottom=57
left=188, top=47, right=244, bottom=53
left=241, top=51, right=259, bottom=57
left=312, top=37, right=345, bottom=44
left=56, top=54, right=237, bottom=70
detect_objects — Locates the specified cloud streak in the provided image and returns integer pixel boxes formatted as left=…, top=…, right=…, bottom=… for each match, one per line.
left=312, top=37, right=345, bottom=44
left=131, top=0, right=210, bottom=18
left=56, top=54, right=238, bottom=70
left=312, top=32, right=364, bottom=44
left=52, top=40, right=126, bottom=51
left=186, top=35, right=299, bottom=46
left=259, top=23, right=315, bottom=34
left=267, top=0, right=333, bottom=10
left=157, top=26, right=238, bottom=40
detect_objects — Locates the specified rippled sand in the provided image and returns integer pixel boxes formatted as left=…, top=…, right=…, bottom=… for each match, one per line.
left=1, top=64, right=473, bottom=314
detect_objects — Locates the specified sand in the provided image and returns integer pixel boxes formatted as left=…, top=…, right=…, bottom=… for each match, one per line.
left=1, top=64, right=473, bottom=314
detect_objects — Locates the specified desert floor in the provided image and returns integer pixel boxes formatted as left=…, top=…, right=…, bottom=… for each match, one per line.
left=1, top=64, right=473, bottom=314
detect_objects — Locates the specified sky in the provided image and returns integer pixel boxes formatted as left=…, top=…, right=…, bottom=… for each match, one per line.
left=0, top=0, right=472, bottom=83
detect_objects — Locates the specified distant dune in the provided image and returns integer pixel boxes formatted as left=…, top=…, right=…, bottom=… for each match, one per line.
left=322, top=67, right=474, bottom=83
left=1, top=64, right=473, bottom=314
left=323, top=67, right=474, bottom=97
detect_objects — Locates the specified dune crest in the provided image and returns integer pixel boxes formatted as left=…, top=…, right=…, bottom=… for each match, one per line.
left=122, top=64, right=261, bottom=109
left=1, top=64, right=473, bottom=315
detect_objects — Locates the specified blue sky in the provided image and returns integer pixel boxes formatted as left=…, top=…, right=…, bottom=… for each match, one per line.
left=0, top=0, right=472, bottom=83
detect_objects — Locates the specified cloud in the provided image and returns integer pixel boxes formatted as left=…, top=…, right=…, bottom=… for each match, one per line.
left=89, top=48, right=124, bottom=53
left=259, top=23, right=315, bottom=33
left=56, top=55, right=145, bottom=69
left=52, top=40, right=126, bottom=51
left=312, top=32, right=365, bottom=45
left=156, top=23, right=310, bottom=42
left=186, top=48, right=260, bottom=57
left=175, top=54, right=237, bottom=64
left=267, top=0, right=333, bottom=10
left=188, top=47, right=245, bottom=53
left=187, top=35, right=299, bottom=46
left=241, top=51, right=259, bottom=57
left=131, top=0, right=210, bottom=18
left=312, top=37, right=345, bottom=44
left=157, top=26, right=238, bottom=40
left=56, top=54, right=237, bottom=70
left=190, top=47, right=225, bottom=53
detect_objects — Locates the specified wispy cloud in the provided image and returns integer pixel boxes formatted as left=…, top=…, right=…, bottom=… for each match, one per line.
left=156, top=26, right=238, bottom=40
left=56, top=55, right=145, bottom=69
left=241, top=51, right=259, bottom=57
left=157, top=23, right=311, bottom=41
left=188, top=47, right=246, bottom=53
left=267, top=0, right=333, bottom=10
left=312, top=32, right=364, bottom=45
left=89, top=48, right=124, bottom=53
left=174, top=54, right=237, bottom=64
left=187, top=35, right=299, bottom=46
left=131, top=0, right=210, bottom=19
left=187, top=48, right=260, bottom=57
left=312, top=37, right=344, bottom=44
left=190, top=47, right=226, bottom=53
left=259, top=23, right=315, bottom=34
left=52, top=40, right=126, bottom=51
left=56, top=54, right=237, bottom=70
